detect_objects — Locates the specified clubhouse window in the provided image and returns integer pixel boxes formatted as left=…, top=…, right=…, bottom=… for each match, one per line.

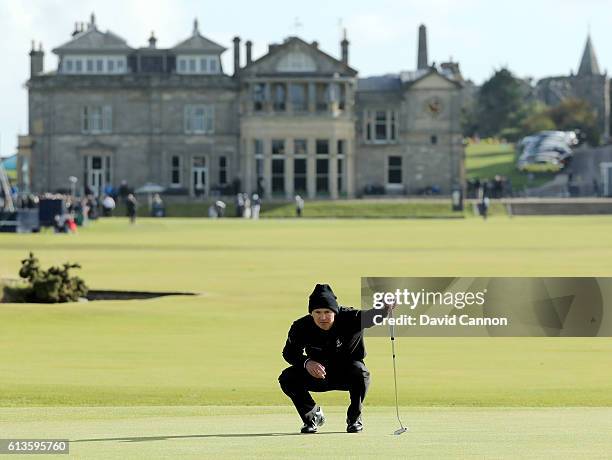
left=255, top=156, right=264, bottom=188
left=387, top=156, right=402, bottom=184
left=219, top=156, right=228, bottom=184
left=290, top=83, right=307, bottom=112
left=294, top=158, right=307, bottom=193
left=62, top=56, right=127, bottom=74
left=177, top=55, right=219, bottom=74
left=253, top=83, right=265, bottom=112
left=82, top=105, right=112, bottom=134
left=171, top=156, right=181, bottom=186
left=315, top=83, right=329, bottom=111
left=254, top=139, right=264, bottom=155
left=316, top=139, right=329, bottom=155
left=316, top=158, right=329, bottom=194
left=364, top=109, right=398, bottom=143
left=272, top=158, right=285, bottom=193
left=272, top=139, right=285, bottom=155
left=294, top=139, right=307, bottom=155
left=273, top=83, right=286, bottom=111
left=337, top=139, right=345, bottom=155
left=184, top=105, right=214, bottom=134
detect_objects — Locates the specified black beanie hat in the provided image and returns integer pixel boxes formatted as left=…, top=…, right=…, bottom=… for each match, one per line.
left=308, top=284, right=339, bottom=314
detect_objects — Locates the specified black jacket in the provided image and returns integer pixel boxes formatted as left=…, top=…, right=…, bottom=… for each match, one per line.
left=282, top=305, right=390, bottom=368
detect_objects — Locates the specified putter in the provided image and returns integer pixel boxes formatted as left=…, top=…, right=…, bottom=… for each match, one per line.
left=389, top=310, right=408, bottom=435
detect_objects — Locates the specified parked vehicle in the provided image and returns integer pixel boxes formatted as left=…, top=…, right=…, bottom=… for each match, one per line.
left=516, top=131, right=576, bottom=172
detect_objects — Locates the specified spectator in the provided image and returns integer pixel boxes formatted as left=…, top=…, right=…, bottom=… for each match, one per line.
left=479, top=195, right=490, bottom=220
left=126, top=194, right=138, bottom=224
left=87, top=195, right=98, bottom=220
left=104, top=184, right=114, bottom=199
left=295, top=195, right=304, bottom=217
left=215, top=200, right=226, bottom=218
left=53, top=214, right=69, bottom=233
left=251, top=193, right=261, bottom=219
left=243, top=193, right=251, bottom=218
left=151, top=193, right=165, bottom=217
left=235, top=193, right=244, bottom=217
left=257, top=177, right=265, bottom=198
left=118, top=180, right=129, bottom=203
left=102, top=195, right=116, bottom=217
left=66, top=213, right=78, bottom=233
left=77, top=198, right=88, bottom=226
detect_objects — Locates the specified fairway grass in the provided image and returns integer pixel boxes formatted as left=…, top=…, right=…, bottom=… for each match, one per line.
left=2, top=406, right=611, bottom=459
left=1, top=217, right=612, bottom=457
left=1, top=217, right=612, bottom=408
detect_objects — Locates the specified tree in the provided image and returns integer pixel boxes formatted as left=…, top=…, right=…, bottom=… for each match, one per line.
left=461, top=106, right=479, bottom=137
left=547, top=98, right=600, bottom=145
left=476, top=68, right=526, bottom=137
left=521, top=103, right=556, bottom=136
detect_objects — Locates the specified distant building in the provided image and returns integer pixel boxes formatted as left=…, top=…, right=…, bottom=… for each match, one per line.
left=535, top=34, right=610, bottom=140
left=18, top=15, right=464, bottom=198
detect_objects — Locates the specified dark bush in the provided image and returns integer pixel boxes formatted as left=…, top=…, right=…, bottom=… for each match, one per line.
left=2, top=283, right=31, bottom=303
left=2, top=252, right=88, bottom=303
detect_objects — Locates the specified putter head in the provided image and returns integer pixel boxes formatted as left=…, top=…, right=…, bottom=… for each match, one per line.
left=394, top=427, right=408, bottom=435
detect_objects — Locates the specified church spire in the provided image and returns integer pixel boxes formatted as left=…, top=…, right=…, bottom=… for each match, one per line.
left=577, top=34, right=601, bottom=76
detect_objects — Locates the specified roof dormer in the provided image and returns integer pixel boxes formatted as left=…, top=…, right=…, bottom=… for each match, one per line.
left=52, top=13, right=132, bottom=75
left=172, top=19, right=227, bottom=75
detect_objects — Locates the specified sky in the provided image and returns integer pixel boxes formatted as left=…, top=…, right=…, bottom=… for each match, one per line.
left=0, top=0, right=609, bottom=157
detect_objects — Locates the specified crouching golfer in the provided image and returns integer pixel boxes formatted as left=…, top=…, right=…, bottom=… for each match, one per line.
left=279, top=284, right=393, bottom=434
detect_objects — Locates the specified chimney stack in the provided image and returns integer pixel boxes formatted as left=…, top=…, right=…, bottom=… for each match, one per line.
left=29, top=40, right=44, bottom=78
left=340, top=29, right=349, bottom=65
left=233, top=36, right=241, bottom=76
left=245, top=40, right=252, bottom=65
left=417, top=24, right=428, bottom=70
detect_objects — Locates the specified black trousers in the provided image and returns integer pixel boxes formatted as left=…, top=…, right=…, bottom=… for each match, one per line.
left=278, top=360, right=370, bottom=423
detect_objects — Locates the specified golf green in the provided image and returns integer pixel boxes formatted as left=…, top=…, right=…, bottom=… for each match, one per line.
left=1, top=406, right=611, bottom=459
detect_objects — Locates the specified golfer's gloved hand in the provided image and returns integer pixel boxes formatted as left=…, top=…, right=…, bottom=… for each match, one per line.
left=305, top=360, right=326, bottom=379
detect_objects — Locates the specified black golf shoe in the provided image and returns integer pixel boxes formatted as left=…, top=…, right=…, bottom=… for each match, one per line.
left=300, top=407, right=325, bottom=434
left=346, top=417, right=363, bottom=433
